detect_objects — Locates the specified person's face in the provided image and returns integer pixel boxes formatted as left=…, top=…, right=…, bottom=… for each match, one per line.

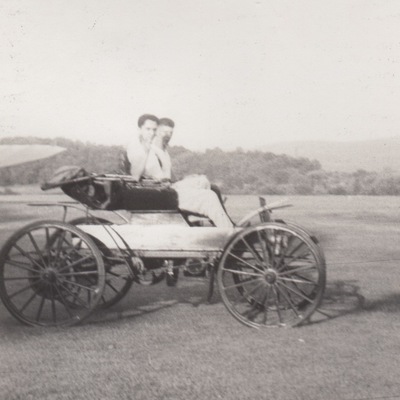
left=156, top=125, right=173, bottom=148
left=139, top=119, right=158, bottom=145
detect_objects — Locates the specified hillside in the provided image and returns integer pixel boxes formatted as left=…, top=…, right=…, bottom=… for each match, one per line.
left=1, top=137, right=400, bottom=195
left=264, top=137, right=400, bottom=173
left=0, top=136, right=320, bottom=194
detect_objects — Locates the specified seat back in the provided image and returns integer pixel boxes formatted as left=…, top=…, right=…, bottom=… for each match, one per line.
left=108, top=181, right=179, bottom=211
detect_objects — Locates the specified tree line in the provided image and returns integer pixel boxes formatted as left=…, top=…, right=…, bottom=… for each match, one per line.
left=1, top=136, right=399, bottom=195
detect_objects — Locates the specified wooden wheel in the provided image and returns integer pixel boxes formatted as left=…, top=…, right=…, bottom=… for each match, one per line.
left=67, top=217, right=134, bottom=309
left=217, top=222, right=326, bottom=328
left=0, top=221, right=105, bottom=327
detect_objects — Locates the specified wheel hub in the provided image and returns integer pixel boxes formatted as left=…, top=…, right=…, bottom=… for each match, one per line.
left=264, top=269, right=277, bottom=284
left=41, top=268, right=58, bottom=283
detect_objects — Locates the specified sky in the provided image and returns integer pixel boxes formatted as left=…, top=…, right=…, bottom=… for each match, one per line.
left=1, top=0, right=400, bottom=151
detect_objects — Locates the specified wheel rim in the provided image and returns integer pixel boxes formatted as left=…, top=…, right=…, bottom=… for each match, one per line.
left=217, top=223, right=326, bottom=328
left=0, top=221, right=105, bottom=327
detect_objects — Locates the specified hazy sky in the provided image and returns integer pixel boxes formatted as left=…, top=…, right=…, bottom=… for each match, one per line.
left=1, top=0, right=400, bottom=150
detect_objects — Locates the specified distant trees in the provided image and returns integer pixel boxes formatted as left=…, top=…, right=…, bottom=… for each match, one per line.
left=1, top=137, right=400, bottom=195
left=169, top=147, right=321, bottom=194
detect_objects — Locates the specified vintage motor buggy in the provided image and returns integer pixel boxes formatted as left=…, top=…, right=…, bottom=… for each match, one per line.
left=0, top=167, right=326, bottom=329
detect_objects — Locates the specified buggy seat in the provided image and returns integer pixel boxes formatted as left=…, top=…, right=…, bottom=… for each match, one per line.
left=41, top=166, right=179, bottom=212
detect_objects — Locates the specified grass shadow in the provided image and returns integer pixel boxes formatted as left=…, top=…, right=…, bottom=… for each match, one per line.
left=89, top=275, right=214, bottom=325
left=313, top=285, right=400, bottom=325
left=308, top=279, right=365, bottom=325
left=362, top=293, right=400, bottom=313
left=0, top=277, right=375, bottom=330
left=92, top=278, right=369, bottom=328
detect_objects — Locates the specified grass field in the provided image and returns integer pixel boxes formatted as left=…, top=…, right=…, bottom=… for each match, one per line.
left=0, top=190, right=400, bottom=400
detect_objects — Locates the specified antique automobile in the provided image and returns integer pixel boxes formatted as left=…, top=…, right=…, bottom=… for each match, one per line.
left=0, top=167, right=326, bottom=329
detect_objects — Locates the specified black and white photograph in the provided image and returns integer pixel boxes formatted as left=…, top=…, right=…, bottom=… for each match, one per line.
left=1, top=1, right=400, bottom=399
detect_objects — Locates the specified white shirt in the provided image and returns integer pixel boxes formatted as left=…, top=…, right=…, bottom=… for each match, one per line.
left=126, top=136, right=171, bottom=181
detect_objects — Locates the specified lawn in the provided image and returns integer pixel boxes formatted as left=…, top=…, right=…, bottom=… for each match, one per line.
left=0, top=191, right=400, bottom=400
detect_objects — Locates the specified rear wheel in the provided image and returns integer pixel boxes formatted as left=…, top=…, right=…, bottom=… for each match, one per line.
left=217, top=222, right=326, bottom=328
left=0, top=221, right=105, bottom=327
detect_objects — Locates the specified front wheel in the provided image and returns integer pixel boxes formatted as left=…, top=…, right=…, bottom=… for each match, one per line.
left=217, top=222, right=326, bottom=328
left=0, top=221, right=105, bottom=327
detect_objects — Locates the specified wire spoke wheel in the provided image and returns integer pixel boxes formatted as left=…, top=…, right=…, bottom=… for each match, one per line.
left=67, top=217, right=134, bottom=310
left=0, top=221, right=105, bottom=327
left=217, top=222, right=326, bottom=328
